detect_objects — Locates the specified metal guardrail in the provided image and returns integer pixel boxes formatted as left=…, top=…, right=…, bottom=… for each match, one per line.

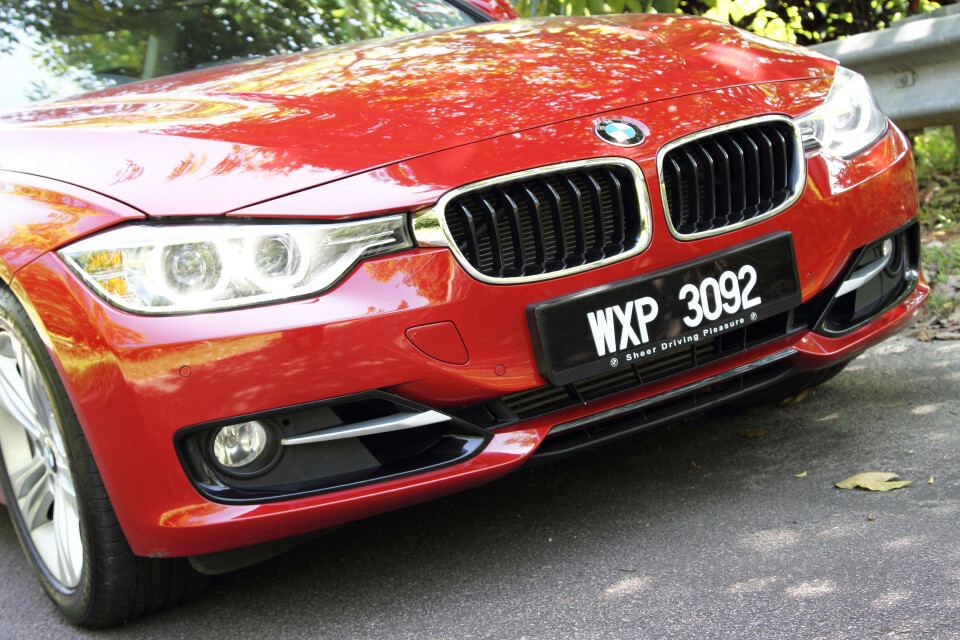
left=811, top=7, right=960, bottom=133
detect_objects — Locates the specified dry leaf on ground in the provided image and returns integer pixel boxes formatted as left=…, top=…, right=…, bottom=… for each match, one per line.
left=738, top=429, right=769, bottom=438
left=857, top=480, right=913, bottom=491
left=835, top=472, right=912, bottom=491
left=779, top=388, right=814, bottom=406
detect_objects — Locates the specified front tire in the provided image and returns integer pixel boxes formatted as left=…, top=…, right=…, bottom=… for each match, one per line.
left=0, top=285, right=205, bottom=627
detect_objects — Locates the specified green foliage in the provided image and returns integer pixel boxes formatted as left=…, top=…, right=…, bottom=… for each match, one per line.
left=0, top=0, right=475, bottom=88
left=914, top=127, right=960, bottom=325
left=676, top=0, right=948, bottom=44
left=514, top=0, right=676, bottom=17
left=914, top=126, right=959, bottom=180
left=673, top=0, right=804, bottom=42
left=915, top=126, right=959, bottom=233
left=925, top=244, right=960, bottom=284
left=923, top=240, right=960, bottom=321
left=514, top=0, right=953, bottom=44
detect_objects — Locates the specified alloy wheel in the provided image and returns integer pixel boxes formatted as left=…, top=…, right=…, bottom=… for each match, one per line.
left=0, top=327, right=83, bottom=589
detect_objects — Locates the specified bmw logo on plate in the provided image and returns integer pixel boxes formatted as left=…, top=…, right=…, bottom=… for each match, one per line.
left=595, top=119, right=645, bottom=147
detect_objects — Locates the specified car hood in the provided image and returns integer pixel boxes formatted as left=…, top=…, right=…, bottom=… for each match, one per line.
left=0, top=14, right=835, bottom=216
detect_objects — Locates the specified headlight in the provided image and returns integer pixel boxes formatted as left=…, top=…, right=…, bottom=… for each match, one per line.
left=796, top=67, right=888, bottom=158
left=58, top=216, right=412, bottom=314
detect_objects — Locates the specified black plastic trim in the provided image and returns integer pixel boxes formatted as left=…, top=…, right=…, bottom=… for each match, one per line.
left=174, top=391, right=492, bottom=505
left=527, top=361, right=796, bottom=465
left=814, top=218, right=921, bottom=337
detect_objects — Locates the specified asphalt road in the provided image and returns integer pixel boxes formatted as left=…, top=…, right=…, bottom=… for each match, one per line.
left=3, top=336, right=960, bottom=639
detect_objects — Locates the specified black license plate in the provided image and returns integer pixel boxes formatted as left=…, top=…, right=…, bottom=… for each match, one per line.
left=527, top=233, right=801, bottom=386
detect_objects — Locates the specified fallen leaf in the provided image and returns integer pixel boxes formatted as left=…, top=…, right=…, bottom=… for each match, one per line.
left=738, top=429, right=770, bottom=438
left=835, top=472, right=912, bottom=491
left=867, top=514, right=876, bottom=521
left=795, top=471, right=808, bottom=478
left=835, top=472, right=898, bottom=489
left=858, top=480, right=912, bottom=491
left=691, top=461, right=702, bottom=469
left=779, top=388, right=814, bottom=406
left=928, top=476, right=934, bottom=484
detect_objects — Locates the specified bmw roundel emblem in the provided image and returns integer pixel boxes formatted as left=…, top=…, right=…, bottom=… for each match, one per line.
left=595, top=119, right=645, bottom=147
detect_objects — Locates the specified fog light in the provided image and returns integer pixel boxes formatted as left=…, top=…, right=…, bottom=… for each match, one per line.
left=883, top=236, right=903, bottom=277
left=211, top=421, right=276, bottom=474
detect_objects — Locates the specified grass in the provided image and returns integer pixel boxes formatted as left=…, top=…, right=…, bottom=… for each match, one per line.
left=914, top=125, right=960, bottom=327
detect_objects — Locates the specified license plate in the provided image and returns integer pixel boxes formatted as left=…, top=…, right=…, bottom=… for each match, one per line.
left=527, top=232, right=801, bottom=386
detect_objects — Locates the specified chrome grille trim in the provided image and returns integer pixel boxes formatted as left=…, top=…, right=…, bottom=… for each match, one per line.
left=657, top=115, right=806, bottom=241
left=413, top=158, right=653, bottom=284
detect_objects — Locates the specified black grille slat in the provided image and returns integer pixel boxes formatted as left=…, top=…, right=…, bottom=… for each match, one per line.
left=753, top=129, right=775, bottom=207
left=454, top=202, right=481, bottom=265
left=581, top=171, right=606, bottom=258
left=604, top=169, right=626, bottom=248
left=476, top=195, right=503, bottom=276
left=681, top=150, right=702, bottom=233
left=735, top=130, right=762, bottom=214
left=766, top=125, right=790, bottom=195
left=538, top=178, right=567, bottom=266
left=565, top=174, right=590, bottom=263
left=497, top=188, right=526, bottom=273
left=705, top=139, right=731, bottom=225
left=520, top=184, right=547, bottom=267
left=720, top=134, right=748, bottom=219
left=443, top=163, right=642, bottom=280
left=663, top=120, right=798, bottom=237
left=697, top=145, right=717, bottom=225
left=663, top=156, right=687, bottom=233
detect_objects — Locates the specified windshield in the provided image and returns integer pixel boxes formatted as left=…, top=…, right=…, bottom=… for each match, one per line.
left=0, top=0, right=481, bottom=110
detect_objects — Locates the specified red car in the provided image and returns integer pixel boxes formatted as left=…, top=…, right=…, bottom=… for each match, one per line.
left=0, top=0, right=925, bottom=627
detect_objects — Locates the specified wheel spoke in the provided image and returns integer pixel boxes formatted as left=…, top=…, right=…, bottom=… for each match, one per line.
left=55, top=466, right=77, bottom=507
left=19, top=346, right=55, bottom=435
left=0, top=367, right=44, bottom=441
left=0, top=341, right=45, bottom=442
left=9, top=455, right=46, bottom=500
left=18, top=463, right=53, bottom=532
left=53, top=480, right=81, bottom=587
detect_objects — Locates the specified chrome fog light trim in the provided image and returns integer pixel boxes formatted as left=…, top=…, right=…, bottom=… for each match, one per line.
left=280, top=410, right=451, bottom=446
left=835, top=238, right=894, bottom=298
